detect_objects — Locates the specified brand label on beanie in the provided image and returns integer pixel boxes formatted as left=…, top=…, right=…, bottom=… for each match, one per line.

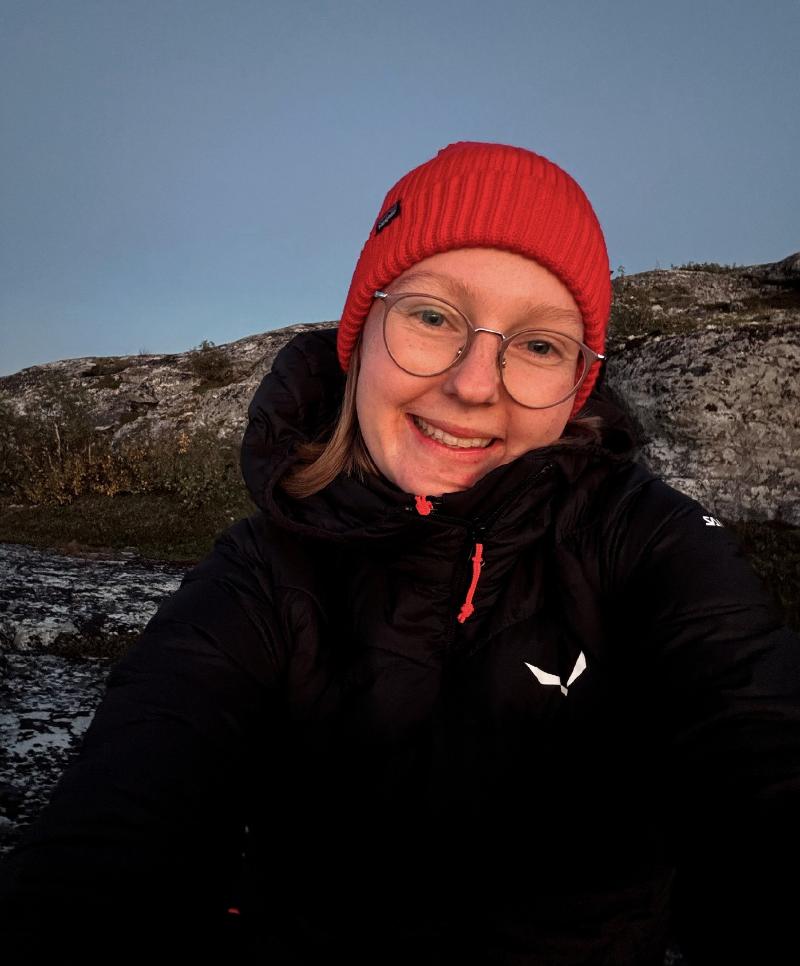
left=375, top=200, right=401, bottom=234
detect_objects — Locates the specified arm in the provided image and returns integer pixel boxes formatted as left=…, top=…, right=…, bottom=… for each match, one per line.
left=608, top=479, right=800, bottom=963
left=0, top=518, right=288, bottom=956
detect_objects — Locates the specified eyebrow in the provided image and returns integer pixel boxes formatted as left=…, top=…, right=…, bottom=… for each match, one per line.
left=389, top=270, right=584, bottom=329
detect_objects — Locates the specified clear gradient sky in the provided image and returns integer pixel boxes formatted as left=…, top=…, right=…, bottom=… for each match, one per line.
left=1, top=0, right=798, bottom=376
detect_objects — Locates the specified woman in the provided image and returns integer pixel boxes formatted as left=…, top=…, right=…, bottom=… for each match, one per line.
left=1, top=142, right=798, bottom=964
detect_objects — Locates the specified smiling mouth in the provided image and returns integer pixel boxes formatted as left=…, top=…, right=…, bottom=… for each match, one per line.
left=411, top=415, right=495, bottom=449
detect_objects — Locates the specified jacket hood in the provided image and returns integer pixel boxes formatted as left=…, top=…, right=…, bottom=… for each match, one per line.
left=240, top=327, right=638, bottom=544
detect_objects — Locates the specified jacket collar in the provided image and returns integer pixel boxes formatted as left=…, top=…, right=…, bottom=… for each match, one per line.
left=241, top=327, right=637, bottom=545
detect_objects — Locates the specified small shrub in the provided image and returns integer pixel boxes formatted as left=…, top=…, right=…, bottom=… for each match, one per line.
left=83, top=357, right=129, bottom=378
left=94, top=374, right=121, bottom=390
left=609, top=284, right=656, bottom=337
left=670, top=261, right=741, bottom=274
left=188, top=340, right=236, bottom=392
left=0, top=375, right=100, bottom=505
left=114, top=426, right=246, bottom=513
left=741, top=289, right=800, bottom=312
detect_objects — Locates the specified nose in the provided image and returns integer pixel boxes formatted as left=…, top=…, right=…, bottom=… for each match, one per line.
left=441, top=330, right=503, bottom=406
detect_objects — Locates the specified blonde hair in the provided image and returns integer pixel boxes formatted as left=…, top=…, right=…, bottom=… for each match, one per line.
left=279, top=335, right=604, bottom=500
left=280, top=339, right=378, bottom=499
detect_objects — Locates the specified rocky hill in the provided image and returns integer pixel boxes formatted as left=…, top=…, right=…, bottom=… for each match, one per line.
left=1, top=253, right=798, bottom=523
left=0, top=321, right=338, bottom=443
left=604, top=253, right=799, bottom=523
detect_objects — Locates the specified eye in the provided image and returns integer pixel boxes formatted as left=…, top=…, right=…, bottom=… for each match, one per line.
left=524, top=339, right=554, bottom=356
left=416, top=309, right=447, bottom=328
left=506, top=331, right=576, bottom=367
left=390, top=295, right=466, bottom=337
left=519, top=338, right=564, bottom=360
left=400, top=299, right=462, bottom=330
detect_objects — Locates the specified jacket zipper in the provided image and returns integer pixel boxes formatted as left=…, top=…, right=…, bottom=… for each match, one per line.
left=411, top=461, right=556, bottom=626
left=457, top=524, right=486, bottom=624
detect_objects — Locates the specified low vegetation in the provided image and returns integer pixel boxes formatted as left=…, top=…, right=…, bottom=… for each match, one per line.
left=0, top=375, right=255, bottom=561
left=609, top=282, right=657, bottom=338
left=670, top=261, right=742, bottom=274
left=187, top=339, right=237, bottom=392
left=82, top=357, right=129, bottom=378
left=0, top=491, right=254, bottom=563
left=608, top=259, right=800, bottom=339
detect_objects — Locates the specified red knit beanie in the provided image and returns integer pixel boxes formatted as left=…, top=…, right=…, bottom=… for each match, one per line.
left=338, top=141, right=611, bottom=417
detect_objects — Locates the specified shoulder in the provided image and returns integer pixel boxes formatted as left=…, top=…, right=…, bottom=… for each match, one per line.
left=599, top=464, right=738, bottom=574
left=558, top=454, right=707, bottom=542
left=559, top=457, right=757, bottom=597
left=130, top=513, right=325, bottom=688
left=596, top=462, right=730, bottom=567
left=572, top=461, right=790, bottom=637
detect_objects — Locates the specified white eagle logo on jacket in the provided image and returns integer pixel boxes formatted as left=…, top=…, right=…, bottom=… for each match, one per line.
left=525, top=651, right=587, bottom=696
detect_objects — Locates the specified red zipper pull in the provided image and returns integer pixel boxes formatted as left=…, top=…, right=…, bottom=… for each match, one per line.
left=414, top=494, right=434, bottom=516
left=457, top=542, right=484, bottom=623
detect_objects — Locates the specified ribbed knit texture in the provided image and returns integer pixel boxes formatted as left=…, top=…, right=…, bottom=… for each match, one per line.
left=338, top=142, right=612, bottom=417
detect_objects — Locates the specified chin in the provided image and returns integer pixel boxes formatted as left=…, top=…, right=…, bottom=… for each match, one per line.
left=403, top=470, right=490, bottom=496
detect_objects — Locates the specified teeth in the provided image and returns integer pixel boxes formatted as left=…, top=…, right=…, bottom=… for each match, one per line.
left=413, top=415, right=493, bottom=449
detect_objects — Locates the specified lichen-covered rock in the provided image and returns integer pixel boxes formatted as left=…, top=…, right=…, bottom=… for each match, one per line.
left=604, top=252, right=800, bottom=524
left=605, top=318, right=799, bottom=524
left=0, top=322, right=338, bottom=443
left=0, top=543, right=184, bottom=659
left=0, top=543, right=188, bottom=856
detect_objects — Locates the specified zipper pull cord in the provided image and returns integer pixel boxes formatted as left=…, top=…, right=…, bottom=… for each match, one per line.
left=414, top=494, right=434, bottom=516
left=457, top=541, right=484, bottom=624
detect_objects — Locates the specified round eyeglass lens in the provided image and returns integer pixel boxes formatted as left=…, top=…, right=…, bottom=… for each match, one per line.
left=383, top=295, right=468, bottom=375
left=501, top=331, right=587, bottom=408
left=382, top=294, right=588, bottom=408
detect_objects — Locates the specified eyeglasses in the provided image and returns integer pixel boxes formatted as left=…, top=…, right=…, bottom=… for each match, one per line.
left=373, top=290, right=606, bottom=410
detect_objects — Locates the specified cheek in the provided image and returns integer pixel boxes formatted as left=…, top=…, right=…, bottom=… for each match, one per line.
left=356, top=328, right=420, bottom=435
left=355, top=371, right=379, bottom=446
left=355, top=350, right=403, bottom=457
left=510, top=406, right=572, bottom=454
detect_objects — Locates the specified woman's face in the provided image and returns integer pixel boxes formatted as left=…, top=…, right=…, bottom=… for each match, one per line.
left=355, top=247, right=584, bottom=496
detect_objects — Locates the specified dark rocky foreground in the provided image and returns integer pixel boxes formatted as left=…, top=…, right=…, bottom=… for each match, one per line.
left=0, top=542, right=185, bottom=856
left=0, top=541, right=184, bottom=657
left=0, top=651, right=109, bottom=854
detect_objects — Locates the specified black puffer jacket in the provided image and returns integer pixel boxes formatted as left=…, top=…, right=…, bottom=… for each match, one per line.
left=1, top=329, right=799, bottom=964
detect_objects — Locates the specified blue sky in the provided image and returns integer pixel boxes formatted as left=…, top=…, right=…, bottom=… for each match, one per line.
left=1, top=0, right=798, bottom=375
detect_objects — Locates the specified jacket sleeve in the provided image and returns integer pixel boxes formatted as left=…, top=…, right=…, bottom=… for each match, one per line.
left=608, top=478, right=800, bottom=964
left=0, top=518, right=289, bottom=957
